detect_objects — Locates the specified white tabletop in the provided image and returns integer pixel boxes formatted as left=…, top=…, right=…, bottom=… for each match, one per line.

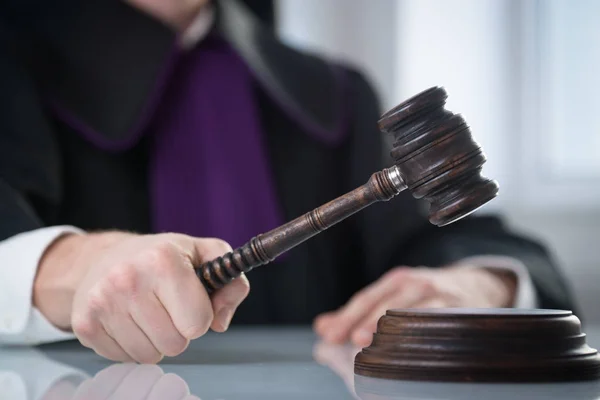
left=1, top=325, right=599, bottom=399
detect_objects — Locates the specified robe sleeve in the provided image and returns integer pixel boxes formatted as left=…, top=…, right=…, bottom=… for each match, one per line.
left=0, top=25, right=78, bottom=345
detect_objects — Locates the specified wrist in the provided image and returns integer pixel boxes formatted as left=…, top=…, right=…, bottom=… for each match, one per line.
left=473, top=267, right=517, bottom=308
left=33, top=233, right=88, bottom=330
left=33, top=231, right=134, bottom=330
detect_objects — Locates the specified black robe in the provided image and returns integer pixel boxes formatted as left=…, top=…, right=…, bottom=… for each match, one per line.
left=0, top=0, right=578, bottom=324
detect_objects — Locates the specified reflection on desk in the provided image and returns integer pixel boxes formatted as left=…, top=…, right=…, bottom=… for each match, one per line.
left=0, top=326, right=599, bottom=399
left=0, top=348, right=198, bottom=400
left=354, top=375, right=600, bottom=400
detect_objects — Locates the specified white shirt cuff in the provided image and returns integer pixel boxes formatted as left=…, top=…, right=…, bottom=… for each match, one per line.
left=452, top=255, right=539, bottom=309
left=0, top=226, right=83, bottom=345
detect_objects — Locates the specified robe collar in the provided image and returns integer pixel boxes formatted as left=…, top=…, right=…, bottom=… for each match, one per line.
left=30, top=0, right=348, bottom=151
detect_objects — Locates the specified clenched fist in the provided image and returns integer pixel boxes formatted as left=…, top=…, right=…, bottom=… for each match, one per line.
left=313, top=265, right=516, bottom=348
left=34, top=231, right=249, bottom=363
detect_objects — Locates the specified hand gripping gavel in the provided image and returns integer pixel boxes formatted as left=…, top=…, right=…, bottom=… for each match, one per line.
left=194, top=86, right=499, bottom=293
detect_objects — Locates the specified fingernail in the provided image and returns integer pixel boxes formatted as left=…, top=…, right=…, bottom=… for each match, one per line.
left=217, top=308, right=234, bottom=331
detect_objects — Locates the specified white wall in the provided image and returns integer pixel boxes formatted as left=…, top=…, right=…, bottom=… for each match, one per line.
left=276, top=0, right=600, bottom=322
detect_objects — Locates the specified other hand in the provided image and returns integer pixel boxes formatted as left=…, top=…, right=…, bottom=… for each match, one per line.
left=313, top=265, right=516, bottom=348
left=34, top=232, right=249, bottom=363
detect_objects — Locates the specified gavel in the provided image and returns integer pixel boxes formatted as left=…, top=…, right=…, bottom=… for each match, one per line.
left=194, top=86, right=499, bottom=293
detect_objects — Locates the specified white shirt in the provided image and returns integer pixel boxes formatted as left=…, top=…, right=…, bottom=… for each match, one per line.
left=0, top=6, right=538, bottom=346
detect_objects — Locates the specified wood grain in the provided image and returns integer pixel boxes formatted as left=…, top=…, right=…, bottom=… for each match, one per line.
left=354, top=308, right=600, bottom=382
left=379, top=86, right=498, bottom=226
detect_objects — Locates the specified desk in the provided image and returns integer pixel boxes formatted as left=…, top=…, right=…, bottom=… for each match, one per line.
left=1, top=326, right=599, bottom=399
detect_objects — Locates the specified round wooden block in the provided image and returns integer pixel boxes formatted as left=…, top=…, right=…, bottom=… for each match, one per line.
left=354, top=308, right=600, bottom=382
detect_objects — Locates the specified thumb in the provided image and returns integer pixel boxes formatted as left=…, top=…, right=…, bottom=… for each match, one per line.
left=184, top=236, right=234, bottom=266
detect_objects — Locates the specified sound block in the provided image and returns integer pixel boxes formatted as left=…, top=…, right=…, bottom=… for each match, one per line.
left=354, top=308, right=600, bottom=382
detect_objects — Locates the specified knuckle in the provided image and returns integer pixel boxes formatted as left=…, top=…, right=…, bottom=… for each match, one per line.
left=148, top=242, right=178, bottom=267
left=146, top=242, right=185, bottom=278
left=388, top=267, right=410, bottom=285
left=72, top=316, right=98, bottom=340
left=419, top=279, right=438, bottom=296
left=86, top=288, right=111, bottom=314
left=107, top=265, right=140, bottom=294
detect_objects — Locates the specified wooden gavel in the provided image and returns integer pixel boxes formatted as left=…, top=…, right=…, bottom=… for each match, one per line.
left=194, top=86, right=499, bottom=293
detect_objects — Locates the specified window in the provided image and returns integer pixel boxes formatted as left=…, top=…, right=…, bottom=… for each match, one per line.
left=519, top=0, right=600, bottom=210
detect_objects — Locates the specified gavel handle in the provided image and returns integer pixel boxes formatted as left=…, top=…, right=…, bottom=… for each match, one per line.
left=195, top=166, right=406, bottom=294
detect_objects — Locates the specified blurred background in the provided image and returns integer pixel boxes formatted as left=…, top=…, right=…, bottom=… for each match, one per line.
left=246, top=0, right=600, bottom=321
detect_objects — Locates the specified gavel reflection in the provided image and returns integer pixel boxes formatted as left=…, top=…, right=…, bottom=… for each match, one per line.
left=195, top=87, right=499, bottom=293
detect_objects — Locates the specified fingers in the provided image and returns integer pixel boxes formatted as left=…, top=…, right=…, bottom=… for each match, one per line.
left=71, top=234, right=245, bottom=364
left=42, top=379, right=80, bottom=400
left=349, top=301, right=390, bottom=348
left=151, top=240, right=215, bottom=341
left=347, top=295, right=450, bottom=348
left=130, top=293, right=189, bottom=357
left=73, top=364, right=194, bottom=400
left=346, top=285, right=420, bottom=347
left=347, top=274, right=437, bottom=347
left=188, top=237, right=233, bottom=266
left=154, top=236, right=247, bottom=339
left=318, top=268, right=411, bottom=343
left=105, top=364, right=163, bottom=400
left=314, top=267, right=446, bottom=347
left=313, top=311, right=335, bottom=337
left=185, top=236, right=249, bottom=332
left=312, top=341, right=361, bottom=395
left=72, top=315, right=132, bottom=362
left=104, top=313, right=163, bottom=364
left=147, top=373, right=191, bottom=400
left=71, top=363, right=137, bottom=400
left=210, top=273, right=250, bottom=332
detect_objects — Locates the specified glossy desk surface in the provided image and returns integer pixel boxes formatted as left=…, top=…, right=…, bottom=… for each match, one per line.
left=1, top=325, right=600, bottom=399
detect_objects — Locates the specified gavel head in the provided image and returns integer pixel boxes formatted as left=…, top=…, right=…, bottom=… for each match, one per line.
left=378, top=86, right=499, bottom=226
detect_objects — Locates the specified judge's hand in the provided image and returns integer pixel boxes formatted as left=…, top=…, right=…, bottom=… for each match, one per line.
left=34, top=232, right=249, bottom=363
left=313, top=265, right=516, bottom=348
